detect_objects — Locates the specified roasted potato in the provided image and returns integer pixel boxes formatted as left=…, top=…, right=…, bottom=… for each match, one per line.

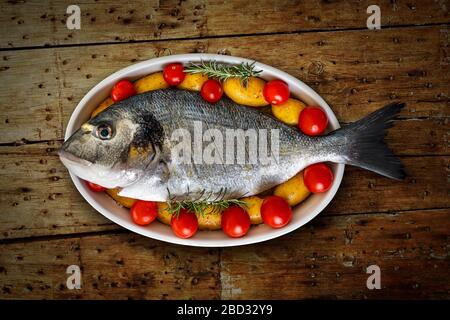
left=91, top=97, right=114, bottom=118
left=134, top=72, right=169, bottom=94
left=177, top=73, right=209, bottom=91
left=157, top=202, right=173, bottom=225
left=223, top=77, right=268, bottom=107
left=273, top=171, right=310, bottom=206
left=197, top=206, right=222, bottom=230
left=271, top=98, right=306, bottom=126
left=157, top=203, right=222, bottom=230
left=106, top=188, right=137, bottom=208
left=241, top=196, right=264, bottom=224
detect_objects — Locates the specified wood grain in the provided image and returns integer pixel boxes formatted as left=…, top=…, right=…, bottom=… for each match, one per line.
left=0, top=140, right=448, bottom=239
left=327, top=155, right=450, bottom=215
left=0, top=140, right=114, bottom=240
left=0, top=209, right=448, bottom=299
left=0, top=26, right=448, bottom=144
left=220, top=208, right=450, bottom=299
left=0, top=50, right=62, bottom=143
left=1, top=0, right=448, bottom=49
left=0, top=233, right=221, bottom=299
left=0, top=1, right=448, bottom=300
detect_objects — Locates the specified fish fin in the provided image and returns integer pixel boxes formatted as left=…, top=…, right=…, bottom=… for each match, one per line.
left=118, top=160, right=170, bottom=201
left=118, top=182, right=169, bottom=201
left=331, top=102, right=406, bottom=180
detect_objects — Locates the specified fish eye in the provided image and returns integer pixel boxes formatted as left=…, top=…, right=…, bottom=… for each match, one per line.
left=96, top=124, right=113, bottom=140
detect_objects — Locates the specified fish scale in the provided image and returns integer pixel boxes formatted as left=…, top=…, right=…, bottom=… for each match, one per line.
left=145, top=90, right=305, bottom=200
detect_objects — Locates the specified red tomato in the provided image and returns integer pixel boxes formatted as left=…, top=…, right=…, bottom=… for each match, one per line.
left=171, top=209, right=198, bottom=239
left=261, top=196, right=292, bottom=228
left=163, top=63, right=185, bottom=86
left=298, top=106, right=328, bottom=136
left=263, top=79, right=290, bottom=105
left=201, top=79, right=223, bottom=103
left=110, top=79, right=136, bottom=102
left=130, top=200, right=158, bottom=226
left=221, top=206, right=251, bottom=238
left=85, top=181, right=106, bottom=192
left=303, top=163, right=334, bottom=193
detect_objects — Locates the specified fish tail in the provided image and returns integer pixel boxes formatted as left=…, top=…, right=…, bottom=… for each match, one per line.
left=329, top=102, right=406, bottom=180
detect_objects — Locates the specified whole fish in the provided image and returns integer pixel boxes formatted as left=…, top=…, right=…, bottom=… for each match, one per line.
left=59, top=89, right=405, bottom=201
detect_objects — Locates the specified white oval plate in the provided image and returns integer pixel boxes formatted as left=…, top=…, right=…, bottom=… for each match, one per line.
left=65, top=53, right=344, bottom=247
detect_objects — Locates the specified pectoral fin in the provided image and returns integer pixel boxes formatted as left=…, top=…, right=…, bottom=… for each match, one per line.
left=118, top=160, right=170, bottom=201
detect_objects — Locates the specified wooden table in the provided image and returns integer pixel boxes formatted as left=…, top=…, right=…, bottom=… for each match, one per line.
left=0, top=0, right=448, bottom=300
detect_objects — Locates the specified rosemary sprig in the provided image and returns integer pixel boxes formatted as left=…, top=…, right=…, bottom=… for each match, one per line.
left=184, top=60, right=262, bottom=86
left=167, top=198, right=247, bottom=217
left=166, top=187, right=247, bottom=217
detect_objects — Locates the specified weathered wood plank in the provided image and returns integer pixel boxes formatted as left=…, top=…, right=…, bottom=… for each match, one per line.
left=0, top=209, right=448, bottom=299
left=0, top=233, right=221, bottom=299
left=0, top=140, right=448, bottom=239
left=1, top=0, right=449, bottom=49
left=0, top=141, right=117, bottom=240
left=0, top=51, right=62, bottom=143
left=1, top=26, right=448, bottom=144
left=220, top=209, right=450, bottom=299
left=327, top=155, right=450, bottom=215
left=384, top=118, right=449, bottom=156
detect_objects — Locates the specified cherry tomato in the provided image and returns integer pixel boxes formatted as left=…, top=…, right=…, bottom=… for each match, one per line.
left=303, top=163, right=334, bottom=193
left=130, top=200, right=158, bottom=226
left=163, top=63, right=186, bottom=86
left=110, top=79, right=136, bottom=102
left=201, top=79, right=223, bottom=103
left=171, top=209, right=198, bottom=239
left=261, top=196, right=292, bottom=228
left=263, top=79, right=290, bottom=105
left=298, top=106, right=328, bottom=136
left=221, top=205, right=251, bottom=238
left=85, top=181, right=106, bottom=192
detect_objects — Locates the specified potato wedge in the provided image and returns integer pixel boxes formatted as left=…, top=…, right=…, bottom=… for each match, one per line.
left=177, top=73, right=209, bottom=91
left=241, top=196, right=264, bottom=224
left=106, top=188, right=137, bottom=208
left=223, top=77, right=268, bottom=107
left=91, top=97, right=114, bottom=118
left=134, top=72, right=169, bottom=94
left=274, top=171, right=310, bottom=206
left=157, top=204, right=222, bottom=230
left=157, top=202, right=173, bottom=225
left=271, top=98, right=306, bottom=126
left=197, top=206, right=222, bottom=230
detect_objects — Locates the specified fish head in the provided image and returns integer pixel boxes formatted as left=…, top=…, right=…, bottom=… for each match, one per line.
left=59, top=105, right=161, bottom=189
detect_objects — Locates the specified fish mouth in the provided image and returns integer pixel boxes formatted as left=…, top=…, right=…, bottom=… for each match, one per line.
left=59, top=147, right=138, bottom=189
left=58, top=148, right=93, bottom=167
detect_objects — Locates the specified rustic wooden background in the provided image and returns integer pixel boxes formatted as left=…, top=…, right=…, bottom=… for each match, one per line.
left=0, top=0, right=449, bottom=299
